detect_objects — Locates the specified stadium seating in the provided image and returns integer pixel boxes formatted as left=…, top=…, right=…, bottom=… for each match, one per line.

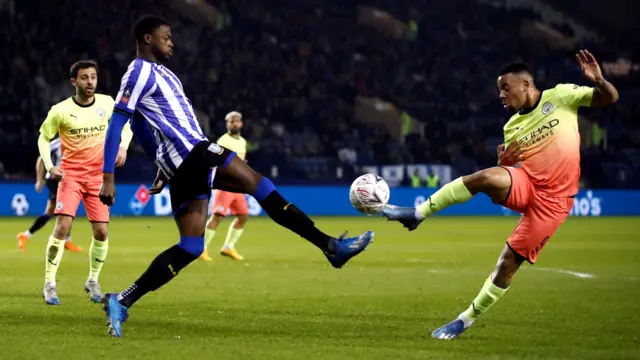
left=0, top=0, right=637, bottom=187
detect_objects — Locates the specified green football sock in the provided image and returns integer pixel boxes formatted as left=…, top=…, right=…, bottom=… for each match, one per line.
left=88, top=237, right=108, bottom=281
left=44, top=236, right=65, bottom=285
left=204, top=229, right=216, bottom=249
left=459, top=276, right=509, bottom=327
left=223, top=220, right=244, bottom=249
left=416, top=177, right=473, bottom=218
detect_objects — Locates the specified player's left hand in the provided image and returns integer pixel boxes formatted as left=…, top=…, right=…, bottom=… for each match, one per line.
left=149, top=169, right=167, bottom=195
left=576, top=50, right=604, bottom=83
left=100, top=173, right=116, bottom=206
left=115, top=147, right=128, bottom=168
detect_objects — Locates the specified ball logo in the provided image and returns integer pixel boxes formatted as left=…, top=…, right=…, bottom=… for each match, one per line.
left=11, top=193, right=30, bottom=216
left=541, top=102, right=553, bottom=115
left=356, top=188, right=370, bottom=198
left=56, top=201, right=63, bottom=211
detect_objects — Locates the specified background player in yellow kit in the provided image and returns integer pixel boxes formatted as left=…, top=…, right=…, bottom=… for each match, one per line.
left=201, top=111, right=249, bottom=261
left=383, top=50, right=619, bottom=339
left=16, top=137, right=82, bottom=253
left=38, top=60, right=133, bottom=305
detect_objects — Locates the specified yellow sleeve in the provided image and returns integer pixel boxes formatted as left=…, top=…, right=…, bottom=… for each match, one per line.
left=38, top=106, right=61, bottom=170
left=555, top=83, right=594, bottom=108
left=39, top=105, right=60, bottom=141
left=119, top=121, right=133, bottom=149
left=38, top=134, right=54, bottom=171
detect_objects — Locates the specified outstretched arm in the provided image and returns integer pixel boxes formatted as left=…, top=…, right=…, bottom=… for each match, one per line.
left=576, top=50, right=619, bottom=107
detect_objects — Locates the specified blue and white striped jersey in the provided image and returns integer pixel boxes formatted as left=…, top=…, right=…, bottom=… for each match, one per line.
left=45, top=138, right=62, bottom=180
left=114, top=58, right=207, bottom=178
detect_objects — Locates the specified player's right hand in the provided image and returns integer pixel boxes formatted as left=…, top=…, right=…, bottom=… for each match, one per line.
left=497, top=142, right=524, bottom=166
left=35, top=180, right=45, bottom=193
left=100, top=174, right=117, bottom=206
left=49, top=167, right=65, bottom=181
left=149, top=169, right=167, bottom=195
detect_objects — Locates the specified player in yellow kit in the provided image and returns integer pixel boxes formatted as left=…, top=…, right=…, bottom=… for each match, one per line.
left=38, top=60, right=133, bottom=305
left=383, top=50, right=619, bottom=339
left=200, top=111, right=249, bottom=261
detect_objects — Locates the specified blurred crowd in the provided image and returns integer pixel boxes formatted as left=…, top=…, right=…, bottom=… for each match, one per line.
left=0, top=0, right=638, bottom=186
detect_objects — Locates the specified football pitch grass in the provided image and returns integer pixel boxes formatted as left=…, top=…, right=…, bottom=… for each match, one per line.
left=1, top=216, right=639, bottom=359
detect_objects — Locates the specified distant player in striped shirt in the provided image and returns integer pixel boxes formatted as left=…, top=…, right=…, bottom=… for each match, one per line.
left=16, top=138, right=82, bottom=253
left=99, top=15, right=374, bottom=338
left=201, top=111, right=249, bottom=262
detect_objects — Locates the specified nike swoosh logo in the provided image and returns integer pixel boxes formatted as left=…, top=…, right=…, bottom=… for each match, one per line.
left=48, top=260, right=58, bottom=266
left=94, top=258, right=105, bottom=263
left=472, top=302, right=481, bottom=314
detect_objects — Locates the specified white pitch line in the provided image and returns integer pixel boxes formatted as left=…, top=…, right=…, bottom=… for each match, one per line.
left=533, top=267, right=596, bottom=279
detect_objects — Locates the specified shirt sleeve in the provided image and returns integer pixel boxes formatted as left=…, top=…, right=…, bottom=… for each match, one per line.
left=38, top=134, right=54, bottom=171
left=555, top=83, right=594, bottom=108
left=114, top=59, right=155, bottom=115
left=39, top=105, right=60, bottom=141
left=119, top=121, right=134, bottom=149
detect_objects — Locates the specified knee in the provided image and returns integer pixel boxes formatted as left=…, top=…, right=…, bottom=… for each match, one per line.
left=252, top=176, right=275, bottom=202
left=178, top=236, right=205, bottom=257
left=492, top=248, right=521, bottom=288
left=53, top=218, right=71, bottom=238
left=46, top=203, right=55, bottom=215
left=92, top=225, right=108, bottom=241
left=463, top=168, right=508, bottom=194
left=236, top=215, right=248, bottom=226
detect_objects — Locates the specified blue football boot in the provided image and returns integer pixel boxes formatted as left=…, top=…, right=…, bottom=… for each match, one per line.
left=432, top=319, right=468, bottom=340
left=381, top=205, right=423, bottom=231
left=325, top=231, right=374, bottom=268
left=102, top=293, right=129, bottom=337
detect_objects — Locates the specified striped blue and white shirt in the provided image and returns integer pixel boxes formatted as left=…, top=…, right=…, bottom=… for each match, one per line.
left=114, top=58, right=207, bottom=178
left=45, top=138, right=62, bottom=180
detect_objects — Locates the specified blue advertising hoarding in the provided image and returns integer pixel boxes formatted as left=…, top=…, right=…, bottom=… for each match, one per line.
left=0, top=183, right=636, bottom=217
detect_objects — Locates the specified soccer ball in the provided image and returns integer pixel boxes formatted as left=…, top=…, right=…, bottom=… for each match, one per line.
left=349, top=174, right=390, bottom=215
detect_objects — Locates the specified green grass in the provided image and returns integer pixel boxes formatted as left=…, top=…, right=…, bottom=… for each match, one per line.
left=1, top=216, right=639, bottom=359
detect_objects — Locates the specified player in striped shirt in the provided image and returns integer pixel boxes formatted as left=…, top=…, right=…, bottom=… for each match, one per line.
left=16, top=138, right=82, bottom=253
left=98, top=15, right=374, bottom=338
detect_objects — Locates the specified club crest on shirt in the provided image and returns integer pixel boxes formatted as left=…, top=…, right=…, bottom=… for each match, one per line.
left=121, top=88, right=132, bottom=104
left=96, top=108, right=105, bottom=119
left=208, top=143, right=224, bottom=155
left=541, top=102, right=553, bottom=115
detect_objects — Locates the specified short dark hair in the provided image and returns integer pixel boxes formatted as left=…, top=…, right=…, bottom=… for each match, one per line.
left=499, top=62, right=530, bottom=76
left=69, top=60, right=99, bottom=78
left=133, top=15, right=170, bottom=42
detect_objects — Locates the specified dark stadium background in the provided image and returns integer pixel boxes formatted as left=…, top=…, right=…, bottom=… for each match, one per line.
left=0, top=0, right=638, bottom=188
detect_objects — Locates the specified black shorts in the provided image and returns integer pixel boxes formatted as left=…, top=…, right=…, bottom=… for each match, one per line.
left=169, top=140, right=236, bottom=216
left=46, top=178, right=59, bottom=202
